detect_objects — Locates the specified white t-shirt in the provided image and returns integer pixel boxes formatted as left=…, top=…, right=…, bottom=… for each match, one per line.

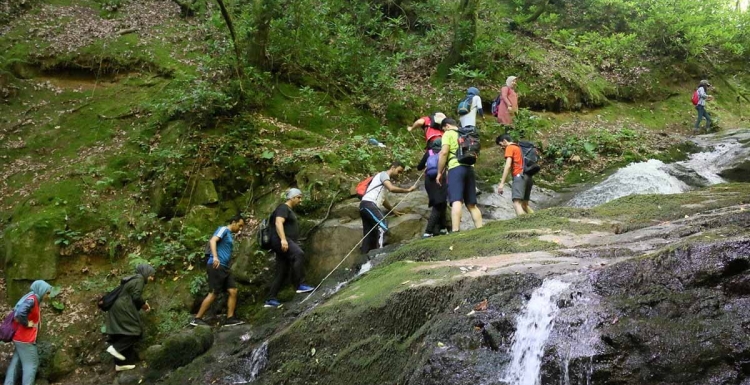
left=459, top=95, right=482, bottom=128
left=361, top=172, right=390, bottom=207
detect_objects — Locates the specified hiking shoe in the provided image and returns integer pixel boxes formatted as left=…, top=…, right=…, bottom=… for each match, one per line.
left=222, top=317, right=245, bottom=327
left=422, top=233, right=433, bottom=239
left=106, top=345, right=126, bottom=361
left=264, top=299, right=282, bottom=308
left=189, top=317, right=210, bottom=327
left=115, top=364, right=136, bottom=372
left=438, top=229, right=449, bottom=236
left=296, top=285, right=314, bottom=294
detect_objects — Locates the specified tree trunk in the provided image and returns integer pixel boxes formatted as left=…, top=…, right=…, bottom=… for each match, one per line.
left=215, top=0, right=245, bottom=87
left=524, top=0, right=551, bottom=23
left=247, top=0, right=280, bottom=71
left=437, top=0, right=479, bottom=78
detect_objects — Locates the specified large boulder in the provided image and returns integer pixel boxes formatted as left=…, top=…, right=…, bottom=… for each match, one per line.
left=3, top=211, right=63, bottom=304
left=306, top=219, right=362, bottom=282
left=144, top=326, right=213, bottom=372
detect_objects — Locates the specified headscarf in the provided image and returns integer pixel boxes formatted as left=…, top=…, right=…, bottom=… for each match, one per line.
left=14, top=280, right=52, bottom=311
left=135, top=264, right=156, bottom=282
left=506, top=76, right=518, bottom=88
left=286, top=188, right=303, bottom=200
left=467, top=87, right=480, bottom=97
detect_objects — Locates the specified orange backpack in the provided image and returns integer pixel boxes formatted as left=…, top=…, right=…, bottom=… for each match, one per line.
left=356, top=176, right=375, bottom=199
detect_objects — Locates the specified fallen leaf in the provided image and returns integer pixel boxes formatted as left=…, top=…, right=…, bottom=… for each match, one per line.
left=311, top=347, right=316, bottom=356
left=466, top=310, right=476, bottom=316
left=187, top=264, right=194, bottom=271
left=437, top=342, right=445, bottom=348
left=449, top=245, right=454, bottom=251
left=474, top=299, right=488, bottom=311
left=612, top=317, right=619, bottom=324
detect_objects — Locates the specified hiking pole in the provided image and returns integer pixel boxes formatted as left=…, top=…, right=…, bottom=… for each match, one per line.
left=301, top=172, right=425, bottom=303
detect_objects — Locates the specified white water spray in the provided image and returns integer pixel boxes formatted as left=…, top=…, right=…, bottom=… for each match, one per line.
left=502, top=279, right=571, bottom=385
left=226, top=341, right=269, bottom=384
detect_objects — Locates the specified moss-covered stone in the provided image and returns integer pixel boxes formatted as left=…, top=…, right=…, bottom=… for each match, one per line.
left=144, top=326, right=213, bottom=371
left=3, top=210, right=64, bottom=304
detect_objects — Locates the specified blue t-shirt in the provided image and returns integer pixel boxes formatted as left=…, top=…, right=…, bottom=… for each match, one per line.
left=207, top=226, right=234, bottom=268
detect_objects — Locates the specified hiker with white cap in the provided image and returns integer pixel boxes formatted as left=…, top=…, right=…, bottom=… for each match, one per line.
left=190, top=214, right=245, bottom=327
left=264, top=188, right=313, bottom=308
left=407, top=112, right=447, bottom=148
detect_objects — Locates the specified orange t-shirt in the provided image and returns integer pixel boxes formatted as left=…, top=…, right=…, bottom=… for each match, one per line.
left=505, top=144, right=524, bottom=177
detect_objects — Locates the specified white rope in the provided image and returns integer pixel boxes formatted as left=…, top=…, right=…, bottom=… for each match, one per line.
left=301, top=172, right=425, bottom=303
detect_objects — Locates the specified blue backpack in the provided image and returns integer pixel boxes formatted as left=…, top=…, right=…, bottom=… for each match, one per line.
left=425, top=149, right=440, bottom=178
left=457, top=96, right=473, bottom=116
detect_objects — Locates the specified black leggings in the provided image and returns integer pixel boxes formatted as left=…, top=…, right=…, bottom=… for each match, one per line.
left=268, top=239, right=305, bottom=300
left=425, top=202, right=448, bottom=235
left=109, top=334, right=140, bottom=365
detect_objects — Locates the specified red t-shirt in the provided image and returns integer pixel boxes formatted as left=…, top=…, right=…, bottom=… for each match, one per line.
left=422, top=116, right=443, bottom=144
left=13, top=295, right=40, bottom=343
left=505, top=144, right=524, bottom=177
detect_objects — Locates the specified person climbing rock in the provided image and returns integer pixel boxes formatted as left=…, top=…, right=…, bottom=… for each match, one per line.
left=496, top=134, right=535, bottom=216
left=360, top=161, right=416, bottom=255
left=436, top=118, right=483, bottom=232
left=496, top=76, right=519, bottom=131
left=407, top=112, right=446, bottom=148
left=4, top=280, right=52, bottom=385
left=264, top=188, right=314, bottom=309
left=694, top=79, right=714, bottom=134
left=190, top=214, right=245, bottom=327
left=458, top=87, right=484, bottom=129
left=417, top=139, right=449, bottom=238
left=104, top=264, right=155, bottom=372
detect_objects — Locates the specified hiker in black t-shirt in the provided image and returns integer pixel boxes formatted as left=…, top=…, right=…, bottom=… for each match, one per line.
left=264, top=188, right=313, bottom=308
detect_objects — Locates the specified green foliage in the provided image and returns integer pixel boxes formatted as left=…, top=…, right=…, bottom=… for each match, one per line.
left=189, top=274, right=207, bottom=296
left=54, top=229, right=81, bottom=246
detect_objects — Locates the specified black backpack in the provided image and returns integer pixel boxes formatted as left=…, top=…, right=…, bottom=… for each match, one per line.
left=518, top=141, right=540, bottom=176
left=455, top=127, right=481, bottom=166
left=97, top=276, right=136, bottom=311
left=257, top=217, right=272, bottom=250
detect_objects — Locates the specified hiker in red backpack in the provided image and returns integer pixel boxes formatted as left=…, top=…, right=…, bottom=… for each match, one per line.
left=359, top=161, right=415, bottom=255
left=4, top=280, right=52, bottom=385
left=694, top=79, right=713, bottom=134
left=495, top=76, right=519, bottom=130
left=407, top=112, right=446, bottom=148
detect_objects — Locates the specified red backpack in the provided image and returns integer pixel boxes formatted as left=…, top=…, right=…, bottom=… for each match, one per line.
left=691, top=90, right=700, bottom=106
left=356, top=176, right=375, bottom=199
left=422, top=116, right=443, bottom=144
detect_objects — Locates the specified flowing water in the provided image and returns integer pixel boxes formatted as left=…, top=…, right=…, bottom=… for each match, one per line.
left=225, top=341, right=269, bottom=384
left=568, top=132, right=748, bottom=208
left=502, top=279, right=571, bottom=385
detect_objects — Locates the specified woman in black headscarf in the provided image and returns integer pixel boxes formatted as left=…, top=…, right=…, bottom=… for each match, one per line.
left=104, top=264, right=156, bottom=371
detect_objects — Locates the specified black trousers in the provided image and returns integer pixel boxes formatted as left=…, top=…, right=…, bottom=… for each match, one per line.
left=109, top=334, right=140, bottom=365
left=425, top=202, right=448, bottom=235
left=359, top=201, right=387, bottom=255
left=268, top=239, right=305, bottom=300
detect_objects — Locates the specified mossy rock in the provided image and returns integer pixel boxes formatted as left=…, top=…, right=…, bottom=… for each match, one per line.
left=176, top=179, right=219, bottom=214
left=3, top=211, right=63, bottom=304
left=144, top=326, right=213, bottom=371
left=181, top=205, right=220, bottom=249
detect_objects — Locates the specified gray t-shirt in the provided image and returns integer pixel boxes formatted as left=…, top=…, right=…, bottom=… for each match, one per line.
left=361, top=172, right=390, bottom=207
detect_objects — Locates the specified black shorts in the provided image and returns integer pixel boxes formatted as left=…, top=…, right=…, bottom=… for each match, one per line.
left=447, top=165, right=477, bottom=205
left=207, top=265, right=236, bottom=294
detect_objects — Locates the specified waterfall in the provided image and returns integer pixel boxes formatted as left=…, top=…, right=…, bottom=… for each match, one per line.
left=226, top=341, right=269, bottom=384
left=502, top=279, right=571, bottom=385
left=567, top=159, right=688, bottom=208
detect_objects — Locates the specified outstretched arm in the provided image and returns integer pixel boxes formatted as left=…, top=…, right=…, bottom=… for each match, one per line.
left=408, top=118, right=426, bottom=132
left=383, top=180, right=415, bottom=194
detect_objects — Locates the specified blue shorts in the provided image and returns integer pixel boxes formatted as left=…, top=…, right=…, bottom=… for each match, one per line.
left=447, top=165, right=477, bottom=205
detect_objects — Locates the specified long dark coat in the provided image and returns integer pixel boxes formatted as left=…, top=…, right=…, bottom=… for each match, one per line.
left=104, top=276, right=146, bottom=336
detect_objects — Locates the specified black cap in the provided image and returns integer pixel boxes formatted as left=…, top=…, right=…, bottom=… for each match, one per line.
left=441, top=118, right=458, bottom=128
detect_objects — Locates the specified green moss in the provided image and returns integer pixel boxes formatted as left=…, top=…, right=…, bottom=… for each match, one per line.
left=592, top=183, right=750, bottom=231
left=385, top=211, right=599, bottom=263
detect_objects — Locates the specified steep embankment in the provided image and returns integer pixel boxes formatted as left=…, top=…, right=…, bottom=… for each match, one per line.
left=146, top=183, right=750, bottom=385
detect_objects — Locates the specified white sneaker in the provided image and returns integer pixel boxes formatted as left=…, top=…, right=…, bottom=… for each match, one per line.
left=107, top=345, right=126, bottom=361
left=115, top=364, right=136, bottom=372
